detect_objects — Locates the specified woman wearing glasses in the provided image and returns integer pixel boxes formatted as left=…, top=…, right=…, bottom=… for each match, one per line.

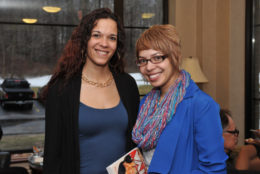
left=132, top=24, right=228, bottom=173
left=220, top=109, right=260, bottom=172
left=220, top=109, right=239, bottom=155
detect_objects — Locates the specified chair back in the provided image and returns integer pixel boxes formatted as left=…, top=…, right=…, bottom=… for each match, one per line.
left=0, top=151, right=10, bottom=168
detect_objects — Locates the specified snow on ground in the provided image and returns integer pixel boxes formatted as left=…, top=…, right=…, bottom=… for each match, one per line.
left=0, top=73, right=149, bottom=87
left=130, top=73, right=150, bottom=86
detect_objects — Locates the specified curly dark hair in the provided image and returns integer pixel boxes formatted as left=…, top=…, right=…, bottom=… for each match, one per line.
left=42, top=8, right=125, bottom=98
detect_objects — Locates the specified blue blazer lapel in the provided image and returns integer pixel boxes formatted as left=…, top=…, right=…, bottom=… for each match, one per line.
left=147, top=81, right=197, bottom=173
left=148, top=104, right=186, bottom=173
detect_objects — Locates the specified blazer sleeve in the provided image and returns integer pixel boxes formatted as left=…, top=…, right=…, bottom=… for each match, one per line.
left=192, top=92, right=228, bottom=174
left=43, top=84, right=62, bottom=174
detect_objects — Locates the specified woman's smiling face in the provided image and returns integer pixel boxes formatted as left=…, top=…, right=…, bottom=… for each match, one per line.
left=138, top=49, right=179, bottom=94
left=86, top=18, right=118, bottom=68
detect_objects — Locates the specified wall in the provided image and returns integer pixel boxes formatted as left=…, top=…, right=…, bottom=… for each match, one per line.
left=229, top=0, right=245, bottom=144
left=169, top=0, right=245, bottom=144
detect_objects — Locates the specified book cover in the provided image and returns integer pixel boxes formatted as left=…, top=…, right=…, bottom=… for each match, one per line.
left=106, top=147, right=147, bottom=174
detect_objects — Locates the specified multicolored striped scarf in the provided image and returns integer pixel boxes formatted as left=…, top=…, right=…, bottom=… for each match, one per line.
left=132, top=70, right=190, bottom=150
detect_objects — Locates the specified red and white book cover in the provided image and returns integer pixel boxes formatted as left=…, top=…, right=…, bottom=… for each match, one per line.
left=106, top=147, right=147, bottom=174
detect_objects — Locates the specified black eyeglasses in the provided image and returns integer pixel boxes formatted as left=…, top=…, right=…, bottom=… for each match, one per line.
left=136, top=55, right=168, bottom=67
left=224, top=129, right=239, bottom=136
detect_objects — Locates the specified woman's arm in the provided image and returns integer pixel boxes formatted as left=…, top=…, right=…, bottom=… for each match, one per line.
left=235, top=144, right=258, bottom=170
left=192, top=93, right=228, bottom=174
left=125, top=74, right=140, bottom=150
left=114, top=72, right=140, bottom=151
left=43, top=85, right=61, bottom=174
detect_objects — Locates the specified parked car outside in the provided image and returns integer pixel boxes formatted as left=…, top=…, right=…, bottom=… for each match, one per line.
left=0, top=78, right=35, bottom=110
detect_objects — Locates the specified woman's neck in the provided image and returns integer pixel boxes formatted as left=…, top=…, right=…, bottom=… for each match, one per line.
left=160, top=72, right=180, bottom=99
left=82, top=63, right=111, bottom=81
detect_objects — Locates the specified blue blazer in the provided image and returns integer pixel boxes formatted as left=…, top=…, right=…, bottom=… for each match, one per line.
left=140, top=80, right=228, bottom=174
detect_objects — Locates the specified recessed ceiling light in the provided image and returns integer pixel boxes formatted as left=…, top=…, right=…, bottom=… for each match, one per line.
left=42, top=6, right=61, bottom=13
left=22, top=18, right=37, bottom=24
left=142, top=13, right=155, bottom=19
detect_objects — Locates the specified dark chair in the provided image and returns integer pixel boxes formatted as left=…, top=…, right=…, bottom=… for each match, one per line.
left=0, top=151, right=11, bottom=168
left=0, top=151, right=29, bottom=174
left=0, top=127, right=29, bottom=174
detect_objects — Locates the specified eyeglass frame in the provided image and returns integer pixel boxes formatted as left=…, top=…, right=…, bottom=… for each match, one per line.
left=136, top=55, right=168, bottom=67
left=224, top=129, right=239, bottom=136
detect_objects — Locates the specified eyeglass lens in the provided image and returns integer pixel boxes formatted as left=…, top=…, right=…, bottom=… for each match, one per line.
left=136, top=55, right=167, bottom=66
left=225, top=129, right=239, bottom=135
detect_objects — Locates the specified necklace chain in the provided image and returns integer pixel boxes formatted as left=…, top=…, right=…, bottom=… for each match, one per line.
left=81, top=74, right=113, bottom=88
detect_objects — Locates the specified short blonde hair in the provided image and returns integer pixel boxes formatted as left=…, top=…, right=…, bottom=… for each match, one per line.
left=136, top=24, right=181, bottom=70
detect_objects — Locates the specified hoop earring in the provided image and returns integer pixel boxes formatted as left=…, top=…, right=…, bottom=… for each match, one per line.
left=117, top=52, right=121, bottom=60
left=81, top=50, right=86, bottom=63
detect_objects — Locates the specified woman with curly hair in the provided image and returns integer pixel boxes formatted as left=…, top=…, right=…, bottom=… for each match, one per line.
left=43, top=8, right=140, bottom=174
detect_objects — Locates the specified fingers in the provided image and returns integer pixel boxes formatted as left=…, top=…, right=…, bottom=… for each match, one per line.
left=245, top=138, right=260, bottom=146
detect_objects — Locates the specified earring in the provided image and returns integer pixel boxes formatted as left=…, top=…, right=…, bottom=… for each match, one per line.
left=81, top=50, right=86, bottom=63
left=81, top=50, right=84, bottom=58
left=117, top=52, right=121, bottom=60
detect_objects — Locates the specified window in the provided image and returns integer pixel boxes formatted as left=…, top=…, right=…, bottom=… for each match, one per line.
left=124, top=0, right=166, bottom=72
left=0, top=0, right=166, bottom=151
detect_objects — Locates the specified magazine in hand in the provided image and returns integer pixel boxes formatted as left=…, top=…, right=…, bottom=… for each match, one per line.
left=106, top=147, right=147, bottom=174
